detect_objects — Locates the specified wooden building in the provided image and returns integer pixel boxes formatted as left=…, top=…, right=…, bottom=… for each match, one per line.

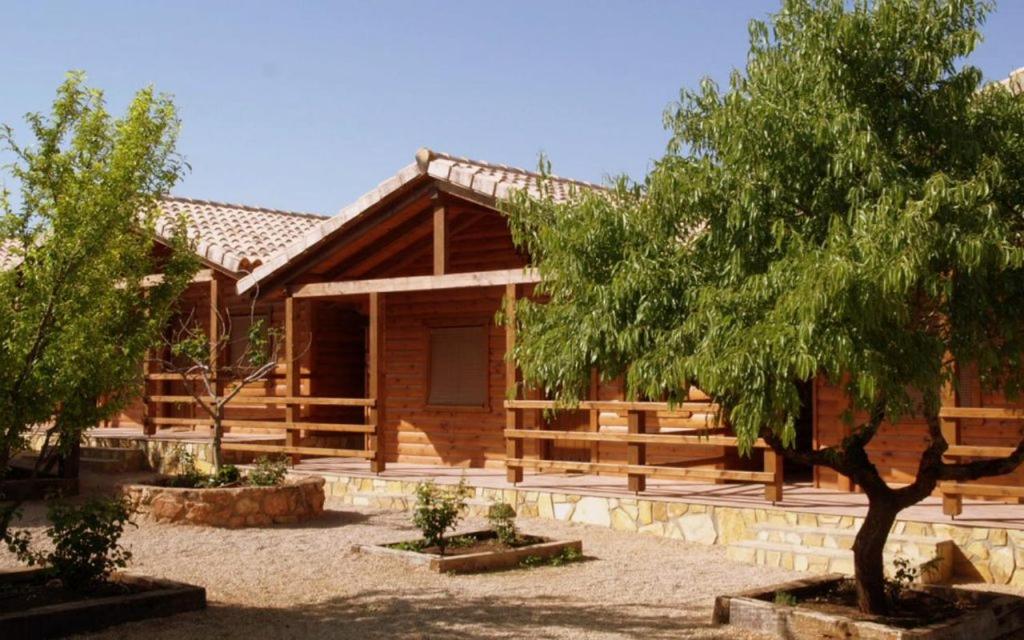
left=126, top=147, right=1024, bottom=512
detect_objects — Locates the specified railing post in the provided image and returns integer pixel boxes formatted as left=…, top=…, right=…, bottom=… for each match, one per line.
left=589, top=369, right=600, bottom=463
left=627, top=409, right=646, bottom=493
left=941, top=376, right=963, bottom=517
left=764, top=447, right=783, bottom=503
left=285, top=295, right=301, bottom=465
left=368, top=292, right=386, bottom=473
left=142, top=353, right=156, bottom=436
left=505, top=283, right=523, bottom=483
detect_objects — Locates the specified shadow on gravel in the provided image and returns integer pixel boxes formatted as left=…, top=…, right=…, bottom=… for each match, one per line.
left=90, top=591, right=730, bottom=640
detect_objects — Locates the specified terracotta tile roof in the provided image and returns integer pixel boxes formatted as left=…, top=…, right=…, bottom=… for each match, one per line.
left=0, top=240, right=20, bottom=271
left=999, top=67, right=1024, bottom=96
left=236, top=148, right=603, bottom=294
left=155, top=197, right=326, bottom=275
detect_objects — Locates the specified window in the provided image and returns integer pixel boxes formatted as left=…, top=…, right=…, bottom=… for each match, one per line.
left=428, top=325, right=488, bottom=407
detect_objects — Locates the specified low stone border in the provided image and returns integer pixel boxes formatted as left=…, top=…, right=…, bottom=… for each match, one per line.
left=354, top=530, right=583, bottom=573
left=124, top=476, right=326, bottom=527
left=0, top=476, right=78, bottom=501
left=712, top=574, right=1024, bottom=639
left=0, top=569, right=206, bottom=639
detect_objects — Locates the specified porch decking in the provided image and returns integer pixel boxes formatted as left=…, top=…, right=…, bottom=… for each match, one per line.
left=290, top=456, right=1024, bottom=531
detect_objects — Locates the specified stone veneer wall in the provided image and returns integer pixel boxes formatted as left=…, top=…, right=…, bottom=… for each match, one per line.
left=125, top=477, right=326, bottom=527
left=28, top=432, right=244, bottom=475
left=308, top=472, right=1024, bottom=587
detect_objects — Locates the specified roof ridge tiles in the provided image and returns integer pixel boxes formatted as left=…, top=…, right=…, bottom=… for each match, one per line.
left=418, top=147, right=607, bottom=191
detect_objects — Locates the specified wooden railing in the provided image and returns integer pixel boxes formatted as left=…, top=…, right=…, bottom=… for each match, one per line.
left=503, top=399, right=784, bottom=503
left=938, top=406, right=1024, bottom=517
left=142, top=389, right=381, bottom=464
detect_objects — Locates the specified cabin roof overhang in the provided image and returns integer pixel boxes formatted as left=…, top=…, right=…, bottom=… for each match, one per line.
left=236, top=148, right=602, bottom=297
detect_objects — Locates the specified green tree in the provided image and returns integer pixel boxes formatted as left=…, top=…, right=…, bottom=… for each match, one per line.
left=0, top=73, right=197, bottom=481
left=503, top=0, right=1024, bottom=614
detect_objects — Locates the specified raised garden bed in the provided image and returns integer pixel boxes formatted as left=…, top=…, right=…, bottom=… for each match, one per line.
left=0, top=567, right=206, bottom=639
left=124, top=475, right=325, bottom=527
left=354, top=529, right=583, bottom=573
left=712, top=574, right=1024, bottom=639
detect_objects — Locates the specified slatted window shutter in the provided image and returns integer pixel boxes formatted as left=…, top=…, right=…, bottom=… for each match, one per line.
left=428, top=326, right=488, bottom=406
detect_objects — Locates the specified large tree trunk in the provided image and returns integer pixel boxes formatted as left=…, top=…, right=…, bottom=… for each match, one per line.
left=853, top=494, right=899, bottom=614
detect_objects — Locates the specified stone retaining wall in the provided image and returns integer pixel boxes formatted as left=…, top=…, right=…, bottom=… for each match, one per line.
left=307, top=472, right=1024, bottom=587
left=125, top=477, right=325, bottom=527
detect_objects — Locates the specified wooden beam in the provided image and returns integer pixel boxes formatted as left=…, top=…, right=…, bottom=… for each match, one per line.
left=433, top=201, right=447, bottom=275
left=627, top=410, right=646, bottom=492
left=763, top=448, right=783, bottom=503
left=508, top=457, right=775, bottom=483
left=141, top=268, right=215, bottom=288
left=285, top=296, right=300, bottom=463
left=293, top=268, right=541, bottom=298
left=505, top=283, right=523, bottom=483
left=589, top=369, right=600, bottom=464
left=502, top=429, right=768, bottom=448
left=147, top=395, right=374, bottom=407
left=368, top=291, right=385, bottom=473
left=222, top=443, right=375, bottom=459
left=505, top=399, right=717, bottom=413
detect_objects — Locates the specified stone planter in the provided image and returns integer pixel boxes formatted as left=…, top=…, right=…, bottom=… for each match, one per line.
left=0, top=568, right=205, bottom=639
left=124, top=476, right=326, bottom=527
left=713, top=574, right=1024, bottom=639
left=355, top=530, right=583, bottom=573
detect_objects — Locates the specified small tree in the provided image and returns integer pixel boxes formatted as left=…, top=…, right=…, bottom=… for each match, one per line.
left=156, top=295, right=289, bottom=473
left=503, top=0, right=1024, bottom=615
left=412, top=480, right=469, bottom=555
left=0, top=73, right=195, bottom=483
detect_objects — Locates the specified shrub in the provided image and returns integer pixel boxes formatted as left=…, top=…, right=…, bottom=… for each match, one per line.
left=774, top=591, right=797, bottom=606
left=10, top=496, right=135, bottom=591
left=412, top=480, right=469, bottom=555
left=207, top=464, right=241, bottom=487
left=247, top=456, right=288, bottom=486
left=487, top=502, right=517, bottom=546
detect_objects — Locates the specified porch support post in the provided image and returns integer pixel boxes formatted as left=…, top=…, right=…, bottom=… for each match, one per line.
left=505, top=283, right=523, bottom=483
left=627, top=409, right=646, bottom=493
left=764, top=448, right=783, bottom=503
left=208, top=275, right=221, bottom=431
left=941, top=374, right=962, bottom=517
left=285, top=295, right=301, bottom=463
left=368, top=292, right=386, bottom=473
left=433, top=200, right=447, bottom=275
left=142, top=353, right=156, bottom=435
left=589, top=369, right=600, bottom=463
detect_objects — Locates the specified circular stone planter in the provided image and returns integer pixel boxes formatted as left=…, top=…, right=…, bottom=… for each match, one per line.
left=123, top=476, right=326, bottom=528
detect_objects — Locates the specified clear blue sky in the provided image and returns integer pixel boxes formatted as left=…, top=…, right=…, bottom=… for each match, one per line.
left=2, top=1, right=1022, bottom=215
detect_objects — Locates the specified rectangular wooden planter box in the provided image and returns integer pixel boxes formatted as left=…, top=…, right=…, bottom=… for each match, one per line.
left=354, top=530, right=582, bottom=574
left=0, top=568, right=207, bottom=639
left=712, top=574, right=1024, bottom=640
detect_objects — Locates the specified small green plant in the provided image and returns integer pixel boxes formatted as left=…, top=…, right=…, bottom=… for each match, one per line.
left=411, top=479, right=470, bottom=555
left=774, top=591, right=798, bottom=606
left=519, top=547, right=583, bottom=569
left=487, top=502, right=518, bottom=546
left=208, top=463, right=241, bottom=487
left=166, top=448, right=205, bottom=487
left=247, top=455, right=288, bottom=486
left=886, top=556, right=932, bottom=602
left=8, top=497, right=135, bottom=591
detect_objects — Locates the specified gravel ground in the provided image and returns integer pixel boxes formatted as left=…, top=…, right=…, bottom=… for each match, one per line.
left=1, top=474, right=804, bottom=640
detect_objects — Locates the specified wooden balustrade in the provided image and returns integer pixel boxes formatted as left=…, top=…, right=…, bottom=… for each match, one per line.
left=143, top=393, right=379, bottom=461
left=938, top=405, right=1024, bottom=517
left=502, top=399, right=784, bottom=503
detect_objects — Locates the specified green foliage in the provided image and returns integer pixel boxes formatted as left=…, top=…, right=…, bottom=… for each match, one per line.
left=411, top=480, right=470, bottom=554
left=0, top=72, right=197, bottom=471
left=520, top=547, right=582, bottom=569
left=8, top=497, right=135, bottom=591
left=247, top=455, right=288, bottom=487
left=501, top=0, right=1024, bottom=454
left=209, top=464, right=241, bottom=487
left=774, top=591, right=798, bottom=606
left=487, top=502, right=518, bottom=545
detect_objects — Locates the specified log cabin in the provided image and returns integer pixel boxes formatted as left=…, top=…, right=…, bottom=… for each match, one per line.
left=119, top=138, right=1024, bottom=514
